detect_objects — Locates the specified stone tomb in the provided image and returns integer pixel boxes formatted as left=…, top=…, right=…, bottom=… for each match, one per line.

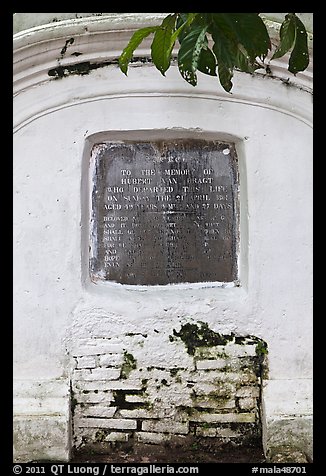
left=89, top=139, right=239, bottom=286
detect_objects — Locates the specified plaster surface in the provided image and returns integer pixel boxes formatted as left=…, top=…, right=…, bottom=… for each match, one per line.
left=13, top=13, right=313, bottom=462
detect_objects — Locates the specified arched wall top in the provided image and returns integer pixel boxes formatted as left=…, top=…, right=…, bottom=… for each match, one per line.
left=13, top=13, right=313, bottom=91
left=13, top=63, right=313, bottom=133
left=13, top=12, right=313, bottom=36
left=13, top=13, right=313, bottom=131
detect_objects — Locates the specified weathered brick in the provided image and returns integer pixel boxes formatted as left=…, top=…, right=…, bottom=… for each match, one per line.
left=74, top=427, right=98, bottom=439
left=76, top=405, right=117, bottom=418
left=125, top=394, right=147, bottom=404
left=193, top=397, right=236, bottom=410
left=75, top=391, right=114, bottom=404
left=229, top=365, right=258, bottom=379
left=134, top=368, right=172, bottom=384
left=196, top=359, right=227, bottom=370
left=70, top=331, right=263, bottom=450
left=120, top=409, right=157, bottom=419
left=136, top=432, right=171, bottom=444
left=142, top=419, right=189, bottom=435
left=99, top=354, right=124, bottom=367
left=196, top=427, right=217, bottom=437
left=215, top=428, right=242, bottom=438
left=238, top=397, right=257, bottom=410
left=76, top=356, right=97, bottom=369
left=92, top=368, right=122, bottom=380
left=194, top=343, right=257, bottom=360
left=192, top=382, right=236, bottom=397
left=194, top=346, right=227, bottom=360
left=226, top=344, right=257, bottom=357
left=73, top=369, right=94, bottom=380
left=189, top=412, right=256, bottom=423
left=106, top=381, right=143, bottom=391
left=104, top=432, right=130, bottom=442
left=73, top=427, right=101, bottom=447
left=144, top=388, right=194, bottom=407
left=73, top=368, right=121, bottom=381
left=186, top=370, right=257, bottom=386
left=73, top=380, right=142, bottom=392
left=75, top=418, right=137, bottom=430
left=190, top=383, right=221, bottom=395
left=72, top=381, right=118, bottom=392
left=208, top=371, right=257, bottom=385
left=235, top=386, right=260, bottom=398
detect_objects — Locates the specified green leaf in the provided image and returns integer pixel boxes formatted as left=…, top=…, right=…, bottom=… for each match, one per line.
left=217, top=62, right=233, bottom=92
left=173, top=13, right=198, bottom=43
left=151, top=14, right=177, bottom=75
left=210, top=14, right=238, bottom=43
left=118, top=11, right=310, bottom=94
left=119, top=26, right=158, bottom=75
left=211, top=26, right=237, bottom=69
left=211, top=14, right=267, bottom=79
left=234, top=46, right=260, bottom=73
left=176, top=13, right=189, bottom=39
left=271, top=13, right=296, bottom=60
left=270, top=13, right=309, bottom=74
left=178, top=25, right=208, bottom=86
left=288, top=15, right=309, bottom=74
left=224, top=13, right=271, bottom=61
left=197, top=46, right=217, bottom=76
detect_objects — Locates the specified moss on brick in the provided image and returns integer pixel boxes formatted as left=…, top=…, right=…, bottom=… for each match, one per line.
left=141, top=379, right=149, bottom=390
left=170, top=322, right=233, bottom=355
left=70, top=387, right=78, bottom=414
left=255, top=340, right=268, bottom=356
left=121, top=351, right=137, bottom=379
left=169, top=368, right=179, bottom=377
left=95, top=429, right=109, bottom=443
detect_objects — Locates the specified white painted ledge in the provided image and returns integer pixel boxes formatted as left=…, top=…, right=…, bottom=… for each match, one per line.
left=13, top=63, right=313, bottom=134
left=263, top=378, right=313, bottom=417
left=262, top=378, right=313, bottom=460
left=13, top=13, right=313, bottom=36
left=13, top=13, right=313, bottom=100
left=13, top=378, right=71, bottom=462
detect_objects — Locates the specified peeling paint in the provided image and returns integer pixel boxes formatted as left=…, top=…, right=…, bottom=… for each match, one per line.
left=47, top=57, right=152, bottom=80
left=60, top=38, right=74, bottom=56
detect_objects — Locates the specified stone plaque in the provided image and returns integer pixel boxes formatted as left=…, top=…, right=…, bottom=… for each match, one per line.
left=89, top=139, right=239, bottom=285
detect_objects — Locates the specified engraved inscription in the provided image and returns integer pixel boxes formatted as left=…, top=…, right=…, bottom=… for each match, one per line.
left=90, top=140, right=239, bottom=285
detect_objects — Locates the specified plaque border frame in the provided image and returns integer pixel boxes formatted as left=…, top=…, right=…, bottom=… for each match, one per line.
left=81, top=129, right=248, bottom=294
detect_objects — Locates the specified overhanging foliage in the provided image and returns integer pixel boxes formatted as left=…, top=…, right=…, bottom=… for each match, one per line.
left=119, top=13, right=310, bottom=92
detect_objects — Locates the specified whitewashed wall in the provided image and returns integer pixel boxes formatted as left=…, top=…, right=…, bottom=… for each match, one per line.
left=13, top=13, right=313, bottom=462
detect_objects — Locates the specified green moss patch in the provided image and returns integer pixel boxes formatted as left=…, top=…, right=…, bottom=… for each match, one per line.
left=121, top=351, right=137, bottom=379
left=170, top=322, right=233, bottom=355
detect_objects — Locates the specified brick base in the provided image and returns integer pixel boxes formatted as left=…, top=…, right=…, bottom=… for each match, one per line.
left=71, top=322, right=267, bottom=453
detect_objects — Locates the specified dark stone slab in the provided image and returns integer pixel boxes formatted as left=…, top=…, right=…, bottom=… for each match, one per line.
left=89, top=139, right=239, bottom=285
